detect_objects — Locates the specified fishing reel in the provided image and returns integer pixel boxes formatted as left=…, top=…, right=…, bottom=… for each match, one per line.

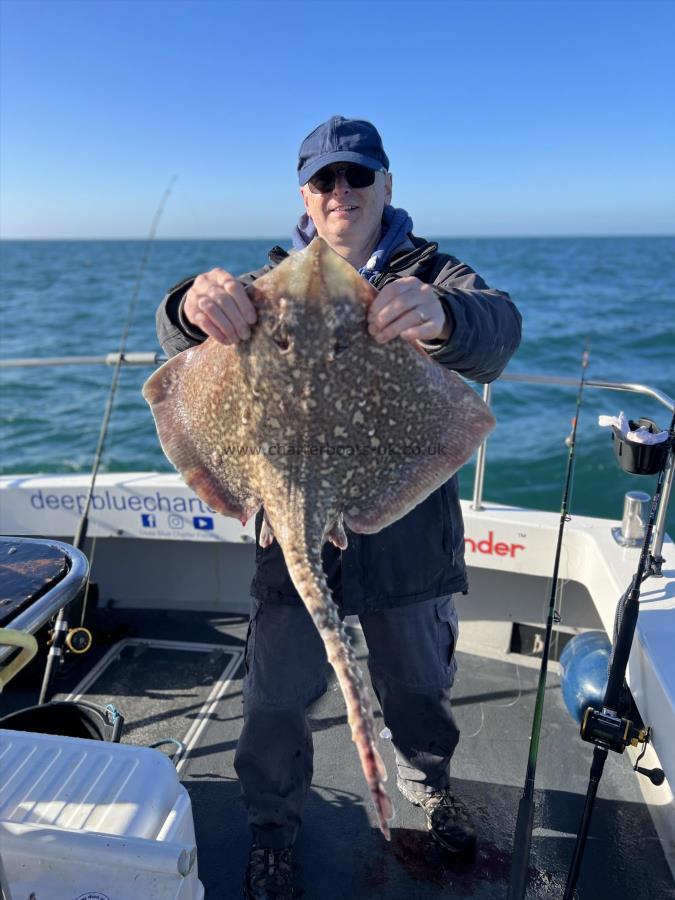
left=65, top=626, right=93, bottom=654
left=580, top=709, right=665, bottom=786
left=46, top=624, right=93, bottom=655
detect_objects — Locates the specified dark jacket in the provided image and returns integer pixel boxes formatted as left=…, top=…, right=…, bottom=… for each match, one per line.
left=155, top=235, right=521, bottom=614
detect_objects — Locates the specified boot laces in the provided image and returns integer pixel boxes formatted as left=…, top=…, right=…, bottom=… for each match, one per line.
left=248, top=846, right=293, bottom=891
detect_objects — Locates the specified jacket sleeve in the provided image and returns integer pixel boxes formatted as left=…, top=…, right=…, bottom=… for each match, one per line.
left=155, top=264, right=273, bottom=358
left=423, top=256, right=522, bottom=383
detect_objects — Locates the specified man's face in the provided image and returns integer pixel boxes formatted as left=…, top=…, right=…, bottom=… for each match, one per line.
left=300, top=164, right=393, bottom=255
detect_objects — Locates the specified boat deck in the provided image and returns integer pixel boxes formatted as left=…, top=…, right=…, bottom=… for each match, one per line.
left=2, top=606, right=673, bottom=899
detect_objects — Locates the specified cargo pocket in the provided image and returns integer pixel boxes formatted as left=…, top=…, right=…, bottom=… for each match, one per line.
left=243, top=598, right=329, bottom=706
left=362, top=594, right=459, bottom=691
left=435, top=594, right=459, bottom=686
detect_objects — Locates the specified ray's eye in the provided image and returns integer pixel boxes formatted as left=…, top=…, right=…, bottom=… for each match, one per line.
left=272, top=332, right=290, bottom=352
left=268, top=316, right=292, bottom=352
left=333, top=330, right=351, bottom=357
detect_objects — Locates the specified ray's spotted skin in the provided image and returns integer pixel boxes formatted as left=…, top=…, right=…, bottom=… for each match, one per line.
left=143, top=238, right=495, bottom=839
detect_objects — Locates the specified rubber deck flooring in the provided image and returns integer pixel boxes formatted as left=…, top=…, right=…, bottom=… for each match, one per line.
left=3, top=607, right=673, bottom=899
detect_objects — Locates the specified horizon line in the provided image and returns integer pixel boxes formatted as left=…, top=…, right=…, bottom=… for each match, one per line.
left=1, top=233, right=673, bottom=242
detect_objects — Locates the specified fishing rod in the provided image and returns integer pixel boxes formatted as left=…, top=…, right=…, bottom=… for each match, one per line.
left=562, top=408, right=674, bottom=899
left=507, top=344, right=590, bottom=900
left=38, top=177, right=176, bottom=705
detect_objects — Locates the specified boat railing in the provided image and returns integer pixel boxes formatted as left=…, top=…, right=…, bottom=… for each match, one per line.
left=0, top=352, right=167, bottom=368
left=1, top=354, right=673, bottom=561
left=472, top=375, right=674, bottom=564
left=0, top=538, right=90, bottom=666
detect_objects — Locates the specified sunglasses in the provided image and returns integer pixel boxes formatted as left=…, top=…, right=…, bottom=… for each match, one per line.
left=307, top=164, right=384, bottom=194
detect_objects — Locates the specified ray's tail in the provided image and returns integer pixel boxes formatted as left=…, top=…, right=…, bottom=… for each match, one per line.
left=283, top=541, right=393, bottom=840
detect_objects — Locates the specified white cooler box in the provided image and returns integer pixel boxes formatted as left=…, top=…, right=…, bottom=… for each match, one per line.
left=0, top=728, right=205, bottom=900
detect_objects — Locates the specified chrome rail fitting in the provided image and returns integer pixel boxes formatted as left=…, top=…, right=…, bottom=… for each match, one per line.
left=471, top=383, right=492, bottom=510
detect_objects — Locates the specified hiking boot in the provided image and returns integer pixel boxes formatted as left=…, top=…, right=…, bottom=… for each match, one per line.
left=243, top=843, right=294, bottom=899
left=397, top=779, right=477, bottom=856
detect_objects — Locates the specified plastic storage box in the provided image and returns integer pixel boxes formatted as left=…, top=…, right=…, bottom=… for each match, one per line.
left=0, top=728, right=204, bottom=899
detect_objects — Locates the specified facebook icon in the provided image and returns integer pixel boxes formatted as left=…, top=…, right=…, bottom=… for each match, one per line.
left=141, top=514, right=157, bottom=528
left=193, top=516, right=214, bottom=531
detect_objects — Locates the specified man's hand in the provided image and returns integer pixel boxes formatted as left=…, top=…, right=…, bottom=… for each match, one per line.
left=367, top=277, right=452, bottom=344
left=182, top=268, right=257, bottom=345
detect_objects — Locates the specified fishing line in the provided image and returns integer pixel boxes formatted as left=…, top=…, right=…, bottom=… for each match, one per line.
left=507, top=343, right=590, bottom=900
left=78, top=534, right=97, bottom=627
left=549, top=413, right=581, bottom=662
left=38, top=176, right=177, bottom=704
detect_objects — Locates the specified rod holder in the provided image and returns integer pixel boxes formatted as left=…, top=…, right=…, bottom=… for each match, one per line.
left=612, top=491, right=650, bottom=547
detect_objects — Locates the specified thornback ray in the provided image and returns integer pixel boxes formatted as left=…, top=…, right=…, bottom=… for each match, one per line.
left=142, top=237, right=495, bottom=839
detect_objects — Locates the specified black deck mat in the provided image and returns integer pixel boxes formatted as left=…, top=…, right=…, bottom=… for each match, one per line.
left=57, top=638, right=242, bottom=757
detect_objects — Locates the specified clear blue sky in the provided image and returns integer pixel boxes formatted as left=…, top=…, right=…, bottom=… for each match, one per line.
left=1, top=0, right=673, bottom=238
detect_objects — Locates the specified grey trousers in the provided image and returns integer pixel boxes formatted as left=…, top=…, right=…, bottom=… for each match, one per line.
left=233, top=593, right=460, bottom=848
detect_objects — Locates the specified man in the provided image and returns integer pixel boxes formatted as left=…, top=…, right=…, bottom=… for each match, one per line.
left=156, top=115, right=521, bottom=899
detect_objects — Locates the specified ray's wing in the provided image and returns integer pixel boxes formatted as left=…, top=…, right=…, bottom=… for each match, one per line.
left=341, top=341, right=495, bottom=533
left=142, top=341, right=261, bottom=524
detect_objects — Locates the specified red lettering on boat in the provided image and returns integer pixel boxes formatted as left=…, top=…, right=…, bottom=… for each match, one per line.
left=464, top=531, right=525, bottom=557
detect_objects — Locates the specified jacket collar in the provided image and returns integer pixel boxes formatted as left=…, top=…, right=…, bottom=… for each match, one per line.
left=387, top=235, right=439, bottom=272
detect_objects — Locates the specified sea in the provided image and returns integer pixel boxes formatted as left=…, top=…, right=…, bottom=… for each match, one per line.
left=1, top=236, right=673, bottom=536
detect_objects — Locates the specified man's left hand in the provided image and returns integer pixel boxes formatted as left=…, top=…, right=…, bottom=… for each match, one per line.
left=367, top=277, right=452, bottom=344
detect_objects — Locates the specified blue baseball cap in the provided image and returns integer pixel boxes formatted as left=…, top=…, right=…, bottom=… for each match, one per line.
left=297, top=116, right=390, bottom=186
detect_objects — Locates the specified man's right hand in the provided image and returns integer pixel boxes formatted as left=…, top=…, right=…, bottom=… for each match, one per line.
left=182, top=268, right=257, bottom=345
